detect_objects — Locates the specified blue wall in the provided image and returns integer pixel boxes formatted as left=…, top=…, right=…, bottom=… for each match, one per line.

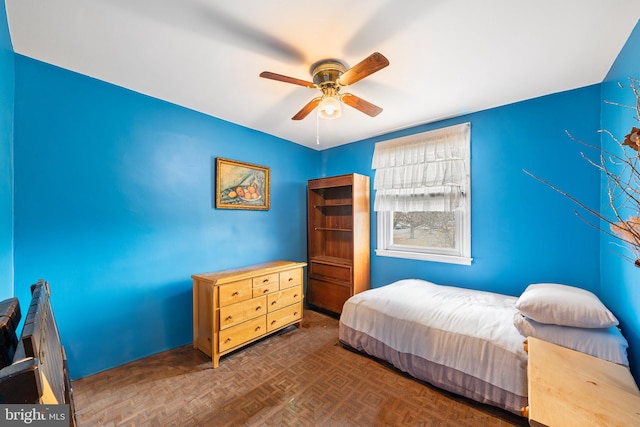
left=600, top=20, right=640, bottom=381
left=13, top=56, right=319, bottom=379
left=0, top=0, right=14, bottom=300
left=322, top=87, right=602, bottom=297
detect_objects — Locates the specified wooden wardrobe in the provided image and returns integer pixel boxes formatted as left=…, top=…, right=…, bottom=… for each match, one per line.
left=306, top=173, right=370, bottom=314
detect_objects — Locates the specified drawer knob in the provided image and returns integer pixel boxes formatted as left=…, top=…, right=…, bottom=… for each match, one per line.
left=225, top=315, right=233, bottom=321
left=255, top=326, right=261, bottom=331
left=271, top=320, right=277, bottom=325
left=294, top=311, right=298, bottom=316
left=256, top=306, right=262, bottom=311
left=231, top=291, right=239, bottom=297
left=294, top=294, right=298, bottom=298
left=225, top=338, right=231, bottom=343
left=271, top=301, right=277, bottom=305
left=288, top=278, right=293, bottom=282
left=262, top=278, right=269, bottom=283
left=263, top=288, right=270, bottom=293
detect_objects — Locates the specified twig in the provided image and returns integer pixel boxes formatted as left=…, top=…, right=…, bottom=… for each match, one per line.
left=525, top=77, right=640, bottom=267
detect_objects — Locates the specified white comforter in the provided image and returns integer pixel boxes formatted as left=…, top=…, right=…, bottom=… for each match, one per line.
left=340, top=279, right=528, bottom=397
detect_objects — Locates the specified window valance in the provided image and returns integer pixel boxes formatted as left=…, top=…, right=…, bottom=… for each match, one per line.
left=371, top=123, right=470, bottom=212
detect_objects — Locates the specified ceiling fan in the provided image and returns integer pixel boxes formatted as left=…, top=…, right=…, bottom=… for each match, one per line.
left=259, top=52, right=389, bottom=120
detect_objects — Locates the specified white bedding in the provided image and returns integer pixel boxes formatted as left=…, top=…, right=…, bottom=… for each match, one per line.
left=339, top=279, right=528, bottom=413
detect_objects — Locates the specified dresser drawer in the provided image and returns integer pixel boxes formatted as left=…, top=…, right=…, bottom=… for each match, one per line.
left=252, top=273, right=279, bottom=288
left=219, top=295, right=266, bottom=330
left=267, top=285, right=303, bottom=313
left=218, top=279, right=252, bottom=307
left=267, top=302, right=302, bottom=332
left=280, top=268, right=303, bottom=289
left=219, top=316, right=266, bottom=353
left=252, top=282, right=279, bottom=298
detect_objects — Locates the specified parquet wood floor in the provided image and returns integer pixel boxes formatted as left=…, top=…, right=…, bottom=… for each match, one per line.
left=72, top=310, right=528, bottom=427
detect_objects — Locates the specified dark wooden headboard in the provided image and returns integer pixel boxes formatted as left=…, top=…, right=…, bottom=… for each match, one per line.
left=0, top=280, right=77, bottom=426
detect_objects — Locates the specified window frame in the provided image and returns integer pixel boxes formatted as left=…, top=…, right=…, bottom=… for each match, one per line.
left=374, top=124, right=472, bottom=266
left=376, top=209, right=471, bottom=265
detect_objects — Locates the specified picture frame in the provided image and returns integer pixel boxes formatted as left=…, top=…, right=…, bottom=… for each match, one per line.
left=215, top=158, right=270, bottom=210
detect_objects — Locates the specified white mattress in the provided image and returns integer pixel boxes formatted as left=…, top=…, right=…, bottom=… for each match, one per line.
left=339, top=279, right=528, bottom=413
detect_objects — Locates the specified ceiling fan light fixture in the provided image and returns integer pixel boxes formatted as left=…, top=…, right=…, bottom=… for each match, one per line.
left=318, top=95, right=342, bottom=120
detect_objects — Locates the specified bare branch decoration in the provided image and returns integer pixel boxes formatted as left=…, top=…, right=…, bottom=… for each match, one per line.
left=524, top=77, right=640, bottom=268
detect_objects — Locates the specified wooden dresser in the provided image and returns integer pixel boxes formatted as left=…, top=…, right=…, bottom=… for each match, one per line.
left=524, top=336, right=640, bottom=427
left=192, top=260, right=306, bottom=368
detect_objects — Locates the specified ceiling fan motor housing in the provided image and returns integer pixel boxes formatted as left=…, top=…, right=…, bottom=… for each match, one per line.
left=311, top=60, right=347, bottom=89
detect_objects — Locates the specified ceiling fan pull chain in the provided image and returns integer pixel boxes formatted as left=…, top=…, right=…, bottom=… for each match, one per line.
left=316, top=113, right=320, bottom=145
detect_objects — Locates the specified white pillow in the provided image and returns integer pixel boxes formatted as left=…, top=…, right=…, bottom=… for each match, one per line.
left=515, top=283, right=618, bottom=328
left=513, top=313, right=629, bottom=366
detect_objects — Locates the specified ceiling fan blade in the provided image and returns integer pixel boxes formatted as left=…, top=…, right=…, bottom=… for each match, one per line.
left=259, top=71, right=315, bottom=88
left=292, top=97, right=322, bottom=120
left=337, top=52, right=390, bottom=86
left=199, top=5, right=306, bottom=64
left=341, top=93, right=383, bottom=117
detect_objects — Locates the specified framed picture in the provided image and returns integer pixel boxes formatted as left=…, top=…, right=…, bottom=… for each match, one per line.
left=216, top=158, right=270, bottom=210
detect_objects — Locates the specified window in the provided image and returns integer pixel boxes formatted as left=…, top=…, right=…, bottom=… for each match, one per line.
left=372, top=123, right=471, bottom=265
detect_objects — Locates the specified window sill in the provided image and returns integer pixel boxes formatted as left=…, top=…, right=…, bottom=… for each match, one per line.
left=375, top=249, right=473, bottom=266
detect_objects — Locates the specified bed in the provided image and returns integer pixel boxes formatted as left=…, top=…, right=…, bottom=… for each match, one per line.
left=338, top=279, right=629, bottom=415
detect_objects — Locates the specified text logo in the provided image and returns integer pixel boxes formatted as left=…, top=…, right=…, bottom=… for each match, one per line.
left=0, top=405, right=68, bottom=426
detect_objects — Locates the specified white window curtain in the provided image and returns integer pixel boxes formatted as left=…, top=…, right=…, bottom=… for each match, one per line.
left=371, top=122, right=470, bottom=212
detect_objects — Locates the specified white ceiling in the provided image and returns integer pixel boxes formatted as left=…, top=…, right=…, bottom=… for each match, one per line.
left=5, top=1, right=640, bottom=150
